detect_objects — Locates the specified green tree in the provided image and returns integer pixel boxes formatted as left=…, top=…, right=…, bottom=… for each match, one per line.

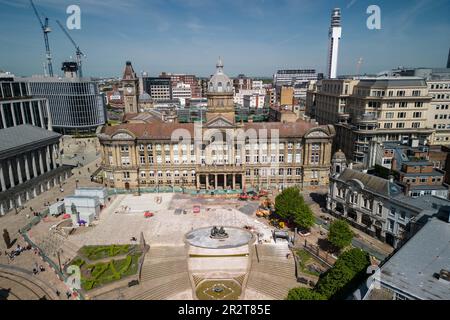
left=316, top=248, right=370, bottom=299
left=328, top=219, right=354, bottom=250
left=286, top=287, right=326, bottom=300
left=275, top=187, right=304, bottom=221
left=335, top=248, right=371, bottom=274
left=293, top=203, right=315, bottom=231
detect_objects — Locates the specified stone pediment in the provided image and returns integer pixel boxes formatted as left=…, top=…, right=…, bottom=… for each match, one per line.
left=206, top=116, right=235, bottom=129
left=305, top=129, right=329, bottom=138
left=112, top=132, right=135, bottom=140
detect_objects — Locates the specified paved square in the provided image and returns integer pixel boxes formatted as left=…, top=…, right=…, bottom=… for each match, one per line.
left=68, top=194, right=274, bottom=247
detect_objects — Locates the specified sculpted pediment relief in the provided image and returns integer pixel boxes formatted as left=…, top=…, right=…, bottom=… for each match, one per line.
left=306, top=130, right=329, bottom=138
left=112, top=132, right=135, bottom=140
left=206, top=117, right=235, bottom=128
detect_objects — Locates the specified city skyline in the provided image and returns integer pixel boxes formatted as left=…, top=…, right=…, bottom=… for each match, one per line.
left=0, top=0, right=449, bottom=78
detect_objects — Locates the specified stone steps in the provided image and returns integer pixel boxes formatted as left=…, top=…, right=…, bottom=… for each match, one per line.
left=130, top=245, right=191, bottom=300
left=0, top=268, right=58, bottom=300
left=141, top=260, right=188, bottom=282
left=130, top=274, right=191, bottom=300
left=246, top=244, right=297, bottom=300
left=147, top=246, right=187, bottom=259
left=246, top=272, right=292, bottom=300
left=251, top=261, right=295, bottom=280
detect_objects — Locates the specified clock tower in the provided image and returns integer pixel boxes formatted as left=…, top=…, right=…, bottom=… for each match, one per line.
left=122, top=61, right=139, bottom=114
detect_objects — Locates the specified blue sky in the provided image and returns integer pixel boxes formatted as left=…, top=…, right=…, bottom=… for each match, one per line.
left=0, top=0, right=449, bottom=78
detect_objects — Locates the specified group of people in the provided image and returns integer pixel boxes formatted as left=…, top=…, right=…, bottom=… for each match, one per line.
left=32, top=262, right=46, bottom=275
left=3, top=244, right=32, bottom=262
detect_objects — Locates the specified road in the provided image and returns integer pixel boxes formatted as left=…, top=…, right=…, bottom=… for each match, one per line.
left=314, top=216, right=388, bottom=261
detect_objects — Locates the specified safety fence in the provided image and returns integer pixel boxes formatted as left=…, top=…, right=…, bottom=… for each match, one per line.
left=107, top=188, right=249, bottom=196
left=19, top=208, right=85, bottom=300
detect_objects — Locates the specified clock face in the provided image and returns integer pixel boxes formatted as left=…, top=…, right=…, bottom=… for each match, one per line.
left=127, top=87, right=133, bottom=94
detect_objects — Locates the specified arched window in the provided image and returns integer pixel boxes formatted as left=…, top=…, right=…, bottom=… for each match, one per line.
left=217, top=82, right=223, bottom=92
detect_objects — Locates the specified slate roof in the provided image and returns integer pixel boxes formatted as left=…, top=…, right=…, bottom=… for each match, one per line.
left=101, top=120, right=333, bottom=140
left=357, top=77, right=427, bottom=88
left=379, top=218, right=450, bottom=300
left=337, top=169, right=402, bottom=197
left=0, top=125, right=61, bottom=156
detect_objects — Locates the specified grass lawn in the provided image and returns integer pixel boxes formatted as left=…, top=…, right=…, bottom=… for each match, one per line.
left=79, top=245, right=133, bottom=261
left=295, top=249, right=323, bottom=277
left=196, top=280, right=242, bottom=300
left=69, top=245, right=142, bottom=291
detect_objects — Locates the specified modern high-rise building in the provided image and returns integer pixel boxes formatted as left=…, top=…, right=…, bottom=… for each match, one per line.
left=1, top=73, right=52, bottom=131
left=273, top=69, right=318, bottom=87
left=142, top=77, right=172, bottom=101
left=307, top=77, right=435, bottom=165
left=23, top=63, right=107, bottom=135
left=160, top=73, right=201, bottom=98
left=447, top=48, right=450, bottom=68
left=327, top=8, right=342, bottom=79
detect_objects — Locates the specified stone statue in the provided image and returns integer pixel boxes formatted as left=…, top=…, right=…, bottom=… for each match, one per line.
left=71, top=203, right=77, bottom=215
left=211, top=226, right=219, bottom=237
left=210, top=226, right=229, bottom=239
left=219, top=227, right=227, bottom=236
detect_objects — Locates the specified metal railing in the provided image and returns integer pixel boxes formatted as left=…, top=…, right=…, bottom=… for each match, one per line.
left=19, top=208, right=85, bottom=300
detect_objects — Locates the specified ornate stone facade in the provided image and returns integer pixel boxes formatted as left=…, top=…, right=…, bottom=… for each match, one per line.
left=99, top=60, right=335, bottom=192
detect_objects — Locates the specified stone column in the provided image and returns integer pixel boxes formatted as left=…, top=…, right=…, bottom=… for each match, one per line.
left=51, top=144, right=57, bottom=169
left=16, top=157, right=23, bottom=184
left=0, top=164, right=6, bottom=191
left=30, top=104, right=36, bottom=126
left=0, top=104, right=6, bottom=128
left=206, top=174, right=210, bottom=190
left=38, top=103, right=45, bottom=129
left=320, top=143, right=325, bottom=165
left=10, top=104, right=17, bottom=127
left=8, top=160, right=15, bottom=188
left=357, top=212, right=363, bottom=224
left=38, top=149, right=45, bottom=175
left=20, top=102, right=26, bottom=124
left=214, top=174, right=218, bottom=190
left=46, top=146, right=51, bottom=172
left=196, top=174, right=200, bottom=189
left=31, top=151, right=38, bottom=178
left=232, top=174, right=236, bottom=190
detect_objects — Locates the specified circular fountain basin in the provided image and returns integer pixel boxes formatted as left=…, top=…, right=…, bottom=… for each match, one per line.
left=186, top=227, right=254, bottom=249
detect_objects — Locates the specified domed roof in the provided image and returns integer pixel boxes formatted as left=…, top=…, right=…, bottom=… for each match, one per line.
left=333, top=149, right=347, bottom=160
left=139, top=92, right=151, bottom=101
left=208, top=57, right=233, bottom=94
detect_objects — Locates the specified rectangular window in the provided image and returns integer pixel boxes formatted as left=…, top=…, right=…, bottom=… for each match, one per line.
left=121, top=157, right=130, bottom=166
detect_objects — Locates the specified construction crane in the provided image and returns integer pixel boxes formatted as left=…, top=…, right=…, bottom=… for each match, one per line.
left=30, top=0, right=53, bottom=77
left=356, top=57, right=364, bottom=76
left=56, top=19, right=86, bottom=78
